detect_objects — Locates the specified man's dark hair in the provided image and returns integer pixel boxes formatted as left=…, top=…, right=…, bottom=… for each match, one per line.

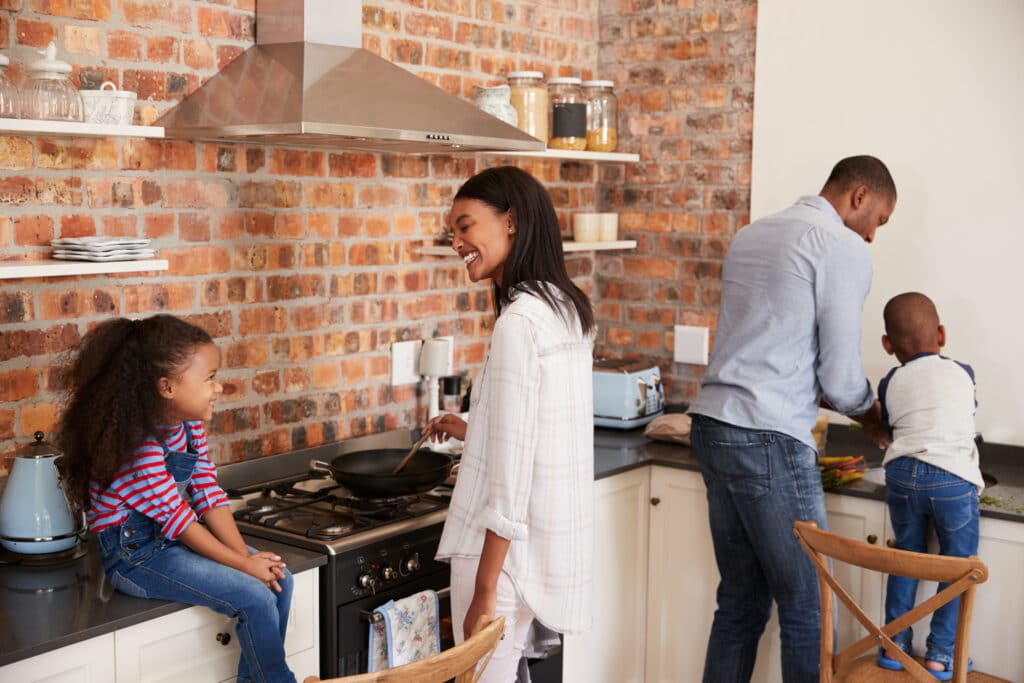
left=822, top=155, right=897, bottom=200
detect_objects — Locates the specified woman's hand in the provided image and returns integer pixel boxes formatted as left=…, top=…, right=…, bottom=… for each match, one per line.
left=424, top=413, right=467, bottom=443
left=462, top=587, right=497, bottom=641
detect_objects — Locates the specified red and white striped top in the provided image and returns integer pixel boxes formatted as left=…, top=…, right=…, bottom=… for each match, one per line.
left=87, top=421, right=229, bottom=540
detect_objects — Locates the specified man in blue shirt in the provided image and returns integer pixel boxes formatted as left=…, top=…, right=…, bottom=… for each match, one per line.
left=688, top=155, right=896, bottom=683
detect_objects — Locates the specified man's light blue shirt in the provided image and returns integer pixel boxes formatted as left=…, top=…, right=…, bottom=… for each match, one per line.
left=689, top=195, right=875, bottom=448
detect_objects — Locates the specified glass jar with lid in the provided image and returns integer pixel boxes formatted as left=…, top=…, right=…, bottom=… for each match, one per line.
left=507, top=71, right=548, bottom=141
left=0, top=54, right=19, bottom=119
left=547, top=77, right=587, bottom=151
left=582, top=80, right=618, bottom=152
left=21, top=42, right=83, bottom=122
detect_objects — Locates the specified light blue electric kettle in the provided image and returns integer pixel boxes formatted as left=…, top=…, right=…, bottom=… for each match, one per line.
left=0, top=431, right=82, bottom=554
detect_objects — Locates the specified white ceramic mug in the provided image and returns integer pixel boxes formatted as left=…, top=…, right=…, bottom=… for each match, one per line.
left=573, top=213, right=601, bottom=242
left=598, top=213, right=619, bottom=241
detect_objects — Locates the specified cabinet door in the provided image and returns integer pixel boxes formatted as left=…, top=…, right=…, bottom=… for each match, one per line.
left=645, top=466, right=717, bottom=683
left=563, top=467, right=650, bottom=683
left=749, top=493, right=887, bottom=683
left=0, top=633, right=115, bottom=683
left=117, top=569, right=319, bottom=683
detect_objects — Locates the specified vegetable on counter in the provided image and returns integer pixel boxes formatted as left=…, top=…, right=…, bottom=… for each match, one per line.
left=820, top=455, right=869, bottom=491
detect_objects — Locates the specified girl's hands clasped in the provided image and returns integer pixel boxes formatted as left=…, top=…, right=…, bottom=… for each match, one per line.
left=242, top=551, right=288, bottom=592
left=423, top=413, right=467, bottom=443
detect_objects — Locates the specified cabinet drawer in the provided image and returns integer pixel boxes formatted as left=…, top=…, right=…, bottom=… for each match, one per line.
left=0, top=633, right=115, bottom=683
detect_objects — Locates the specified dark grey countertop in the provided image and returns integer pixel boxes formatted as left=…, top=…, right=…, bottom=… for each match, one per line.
left=0, top=535, right=326, bottom=668
left=595, top=425, right=1024, bottom=523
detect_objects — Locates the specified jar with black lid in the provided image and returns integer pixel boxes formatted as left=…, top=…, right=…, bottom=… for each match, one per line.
left=547, top=77, right=587, bottom=151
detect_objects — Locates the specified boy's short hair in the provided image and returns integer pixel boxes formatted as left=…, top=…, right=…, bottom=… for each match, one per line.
left=883, top=292, right=939, bottom=355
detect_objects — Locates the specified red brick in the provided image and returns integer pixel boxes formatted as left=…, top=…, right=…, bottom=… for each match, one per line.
left=14, top=215, right=54, bottom=246
left=59, top=214, right=96, bottom=238
left=20, top=402, right=59, bottom=435
left=123, top=283, right=196, bottom=313
left=38, top=138, right=119, bottom=170
left=16, top=18, right=57, bottom=46
left=122, top=0, right=192, bottom=31
left=108, top=30, right=142, bottom=60
left=0, top=137, right=33, bottom=169
left=196, top=7, right=253, bottom=40
left=269, top=150, right=325, bottom=177
left=0, top=290, right=32, bottom=323
left=0, top=368, right=37, bottom=401
left=0, top=409, right=13, bottom=440
left=145, top=35, right=179, bottom=63
left=62, top=24, right=102, bottom=55
left=0, top=324, right=79, bottom=362
left=183, top=38, right=214, bottom=70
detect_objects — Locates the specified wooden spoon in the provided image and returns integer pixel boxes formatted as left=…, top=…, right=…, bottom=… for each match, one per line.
left=392, top=430, right=432, bottom=475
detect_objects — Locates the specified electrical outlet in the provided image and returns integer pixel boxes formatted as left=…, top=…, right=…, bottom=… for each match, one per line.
left=390, top=340, right=422, bottom=386
left=674, top=325, right=709, bottom=365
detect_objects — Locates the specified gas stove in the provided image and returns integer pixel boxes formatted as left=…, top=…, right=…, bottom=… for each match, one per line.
left=216, top=429, right=454, bottom=677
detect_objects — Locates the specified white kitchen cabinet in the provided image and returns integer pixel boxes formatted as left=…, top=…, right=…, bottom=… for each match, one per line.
left=644, top=466, right=715, bottom=683
left=0, top=633, right=115, bottom=682
left=563, top=467, right=651, bottom=683
left=0, top=568, right=319, bottom=683
left=116, top=567, right=318, bottom=683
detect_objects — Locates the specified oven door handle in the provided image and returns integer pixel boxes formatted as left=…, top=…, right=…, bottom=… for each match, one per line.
left=359, top=586, right=451, bottom=624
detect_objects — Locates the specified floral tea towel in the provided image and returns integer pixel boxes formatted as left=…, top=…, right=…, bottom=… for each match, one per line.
left=368, top=589, right=442, bottom=671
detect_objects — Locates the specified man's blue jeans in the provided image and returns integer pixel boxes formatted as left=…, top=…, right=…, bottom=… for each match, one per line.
left=95, top=520, right=296, bottom=683
left=690, top=415, right=826, bottom=683
left=884, top=457, right=979, bottom=660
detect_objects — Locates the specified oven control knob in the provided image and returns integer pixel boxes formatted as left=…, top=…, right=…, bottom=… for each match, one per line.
left=402, top=553, right=421, bottom=575
left=382, top=565, right=397, bottom=581
left=358, top=571, right=380, bottom=595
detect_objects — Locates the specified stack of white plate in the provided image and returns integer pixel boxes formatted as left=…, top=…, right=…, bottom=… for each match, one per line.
left=51, top=237, right=156, bottom=262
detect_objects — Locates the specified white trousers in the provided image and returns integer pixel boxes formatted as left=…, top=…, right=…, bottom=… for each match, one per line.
left=450, top=557, right=535, bottom=683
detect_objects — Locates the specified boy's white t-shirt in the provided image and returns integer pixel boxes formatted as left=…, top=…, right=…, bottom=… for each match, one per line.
left=879, top=353, right=984, bottom=492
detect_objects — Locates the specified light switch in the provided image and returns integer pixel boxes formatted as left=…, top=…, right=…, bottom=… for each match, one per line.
left=674, top=325, right=709, bottom=365
left=390, top=340, right=422, bottom=386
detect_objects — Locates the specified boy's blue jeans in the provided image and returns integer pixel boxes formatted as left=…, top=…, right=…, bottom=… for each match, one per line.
left=884, top=457, right=979, bottom=660
left=690, top=415, right=825, bottom=683
left=95, top=515, right=296, bottom=683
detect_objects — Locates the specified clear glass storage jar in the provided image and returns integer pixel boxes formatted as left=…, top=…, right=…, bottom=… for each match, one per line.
left=547, top=77, right=587, bottom=151
left=507, top=71, right=548, bottom=141
left=21, top=42, right=83, bottom=122
left=0, top=54, right=19, bottom=119
left=583, top=80, right=618, bottom=152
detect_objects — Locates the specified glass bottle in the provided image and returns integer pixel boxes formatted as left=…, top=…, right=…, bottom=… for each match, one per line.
left=0, top=54, right=19, bottom=119
left=583, top=80, right=618, bottom=152
left=21, top=42, right=83, bottom=122
left=547, top=77, right=587, bottom=151
left=507, top=71, right=548, bottom=141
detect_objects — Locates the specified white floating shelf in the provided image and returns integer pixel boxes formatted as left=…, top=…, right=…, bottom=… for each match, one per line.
left=0, top=119, right=165, bottom=139
left=0, top=259, right=169, bottom=280
left=420, top=240, right=636, bottom=257
left=487, top=149, right=639, bottom=162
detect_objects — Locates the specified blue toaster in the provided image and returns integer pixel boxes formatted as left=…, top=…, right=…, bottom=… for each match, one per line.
left=592, top=359, right=665, bottom=429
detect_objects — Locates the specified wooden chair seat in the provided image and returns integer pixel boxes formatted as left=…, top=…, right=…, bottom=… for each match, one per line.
left=304, top=615, right=505, bottom=683
left=833, top=654, right=1009, bottom=682
left=793, top=521, right=1010, bottom=683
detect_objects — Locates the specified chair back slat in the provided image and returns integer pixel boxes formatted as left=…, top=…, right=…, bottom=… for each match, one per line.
left=794, top=520, right=987, bottom=584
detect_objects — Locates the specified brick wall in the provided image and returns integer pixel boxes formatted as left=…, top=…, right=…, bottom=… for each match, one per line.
left=0, top=0, right=759, bottom=473
left=595, top=0, right=757, bottom=401
left=0, top=0, right=605, bottom=472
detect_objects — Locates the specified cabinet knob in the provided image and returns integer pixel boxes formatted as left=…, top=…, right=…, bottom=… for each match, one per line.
left=886, top=538, right=896, bottom=548
left=866, top=534, right=878, bottom=545
left=650, top=497, right=661, bottom=507
left=216, top=632, right=231, bottom=646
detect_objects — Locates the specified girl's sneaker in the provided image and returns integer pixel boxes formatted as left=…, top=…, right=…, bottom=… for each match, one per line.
left=877, top=640, right=914, bottom=671
left=924, top=651, right=974, bottom=681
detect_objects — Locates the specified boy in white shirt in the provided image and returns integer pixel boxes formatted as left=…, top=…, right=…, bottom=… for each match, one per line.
left=876, top=292, right=981, bottom=680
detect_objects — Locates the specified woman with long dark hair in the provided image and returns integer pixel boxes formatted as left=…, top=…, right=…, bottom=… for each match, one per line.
left=425, top=166, right=595, bottom=681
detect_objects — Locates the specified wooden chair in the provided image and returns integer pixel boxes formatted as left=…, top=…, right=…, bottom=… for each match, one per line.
left=793, top=521, right=1009, bottom=683
left=304, top=615, right=505, bottom=683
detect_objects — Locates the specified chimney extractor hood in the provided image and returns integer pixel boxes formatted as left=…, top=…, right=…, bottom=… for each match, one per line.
left=157, top=0, right=545, bottom=154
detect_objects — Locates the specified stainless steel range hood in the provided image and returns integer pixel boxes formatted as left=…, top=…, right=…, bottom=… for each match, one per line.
left=157, top=0, right=544, bottom=154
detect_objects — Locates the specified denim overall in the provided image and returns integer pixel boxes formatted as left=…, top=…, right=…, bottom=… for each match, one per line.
left=94, top=426, right=296, bottom=683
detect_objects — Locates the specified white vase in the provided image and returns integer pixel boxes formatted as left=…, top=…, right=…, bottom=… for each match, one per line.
left=473, top=85, right=518, bottom=127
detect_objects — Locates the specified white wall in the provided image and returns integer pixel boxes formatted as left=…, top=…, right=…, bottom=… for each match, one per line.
left=751, top=0, right=1024, bottom=444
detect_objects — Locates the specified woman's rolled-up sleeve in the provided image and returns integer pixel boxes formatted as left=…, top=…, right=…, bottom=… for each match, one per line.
left=479, top=312, right=540, bottom=541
